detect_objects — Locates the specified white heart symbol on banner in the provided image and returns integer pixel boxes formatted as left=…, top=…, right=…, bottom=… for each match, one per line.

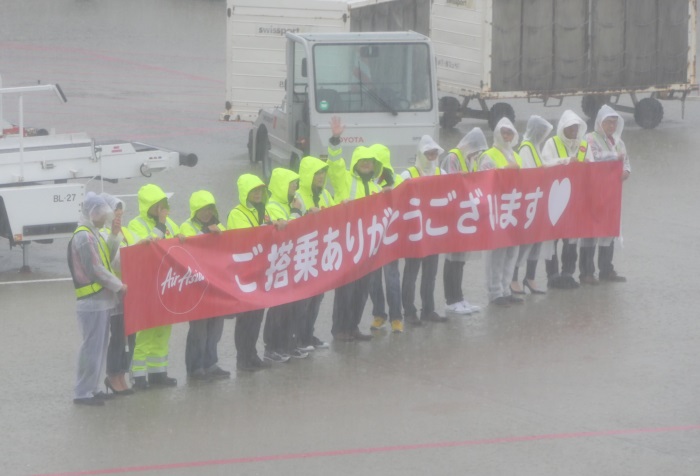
left=548, top=178, right=571, bottom=226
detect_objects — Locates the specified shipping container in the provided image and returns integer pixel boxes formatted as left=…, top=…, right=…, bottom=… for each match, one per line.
left=431, top=0, right=697, bottom=129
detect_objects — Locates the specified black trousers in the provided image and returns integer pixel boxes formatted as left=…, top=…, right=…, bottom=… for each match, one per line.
left=331, top=273, right=372, bottom=335
left=443, top=258, right=464, bottom=305
left=598, top=243, right=616, bottom=277
left=402, top=254, right=439, bottom=317
left=235, top=309, right=264, bottom=363
left=264, top=300, right=305, bottom=353
left=545, top=239, right=578, bottom=278
left=298, top=293, right=324, bottom=346
left=106, top=314, right=135, bottom=376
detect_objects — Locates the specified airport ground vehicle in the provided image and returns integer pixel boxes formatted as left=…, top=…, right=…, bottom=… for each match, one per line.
left=0, top=78, right=197, bottom=269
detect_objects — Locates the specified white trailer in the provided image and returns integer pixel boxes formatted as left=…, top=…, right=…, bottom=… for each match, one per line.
left=223, top=0, right=430, bottom=122
left=431, top=0, right=698, bottom=129
left=0, top=79, right=197, bottom=270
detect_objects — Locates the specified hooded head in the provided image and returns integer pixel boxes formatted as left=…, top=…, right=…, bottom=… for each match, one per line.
left=237, top=174, right=268, bottom=207
left=523, top=115, right=553, bottom=148
left=82, top=192, right=112, bottom=228
left=493, top=117, right=519, bottom=153
left=416, top=135, right=444, bottom=175
left=189, top=190, right=219, bottom=224
left=351, top=146, right=382, bottom=181
left=299, top=156, right=329, bottom=192
left=268, top=168, right=300, bottom=205
left=556, top=110, right=587, bottom=149
left=456, top=127, right=488, bottom=161
left=137, top=184, right=168, bottom=221
left=595, top=105, right=623, bottom=141
left=369, top=144, right=396, bottom=185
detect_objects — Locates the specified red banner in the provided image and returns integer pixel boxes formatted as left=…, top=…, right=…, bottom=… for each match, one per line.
left=123, top=161, right=622, bottom=334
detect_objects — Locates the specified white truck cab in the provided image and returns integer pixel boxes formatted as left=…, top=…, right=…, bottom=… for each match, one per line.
left=249, top=31, right=439, bottom=180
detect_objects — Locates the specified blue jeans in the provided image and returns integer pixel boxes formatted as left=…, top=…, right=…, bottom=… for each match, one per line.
left=369, top=260, right=402, bottom=320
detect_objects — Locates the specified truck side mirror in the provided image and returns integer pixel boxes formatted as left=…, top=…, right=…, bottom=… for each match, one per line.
left=301, top=58, right=307, bottom=78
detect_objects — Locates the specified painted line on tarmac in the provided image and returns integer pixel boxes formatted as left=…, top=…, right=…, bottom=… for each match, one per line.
left=0, top=278, right=71, bottom=285
left=38, top=424, right=700, bottom=476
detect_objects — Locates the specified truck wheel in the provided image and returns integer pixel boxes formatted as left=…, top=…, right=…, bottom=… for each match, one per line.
left=634, top=97, right=664, bottom=129
left=439, top=96, right=461, bottom=129
left=256, top=128, right=272, bottom=182
left=488, top=103, right=515, bottom=130
left=247, top=129, right=254, bottom=163
left=581, top=95, right=609, bottom=119
left=290, top=153, right=300, bottom=173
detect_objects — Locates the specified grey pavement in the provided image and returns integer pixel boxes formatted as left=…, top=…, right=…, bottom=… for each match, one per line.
left=0, top=1, right=699, bottom=475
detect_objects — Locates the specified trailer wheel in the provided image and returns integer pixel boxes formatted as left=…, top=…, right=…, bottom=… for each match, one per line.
left=488, top=103, right=515, bottom=130
left=290, top=153, right=301, bottom=173
left=439, top=96, right=462, bottom=129
left=581, top=95, right=609, bottom=119
left=634, top=97, right=664, bottom=129
left=256, top=127, right=272, bottom=182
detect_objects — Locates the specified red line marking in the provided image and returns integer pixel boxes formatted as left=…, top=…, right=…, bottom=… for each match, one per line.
left=37, top=424, right=700, bottom=476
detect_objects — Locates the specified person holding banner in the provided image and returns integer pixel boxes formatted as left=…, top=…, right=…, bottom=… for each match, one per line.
left=327, top=117, right=382, bottom=341
left=296, top=156, right=334, bottom=350
left=180, top=190, right=231, bottom=381
left=581, top=105, right=630, bottom=283
left=440, top=127, right=487, bottom=315
left=541, top=109, right=590, bottom=289
left=368, top=143, right=405, bottom=333
left=263, top=168, right=311, bottom=363
left=227, top=174, right=276, bottom=370
left=399, top=135, right=449, bottom=325
left=99, top=193, right=136, bottom=396
left=510, top=115, right=553, bottom=296
left=478, top=118, right=524, bottom=306
left=128, top=184, right=182, bottom=389
left=68, top=192, right=126, bottom=406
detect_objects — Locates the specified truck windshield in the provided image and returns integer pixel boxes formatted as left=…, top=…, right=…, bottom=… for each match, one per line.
left=312, top=42, right=432, bottom=114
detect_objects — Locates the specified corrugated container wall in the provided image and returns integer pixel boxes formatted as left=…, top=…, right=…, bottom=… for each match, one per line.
left=489, top=0, right=692, bottom=93
left=350, top=0, right=430, bottom=36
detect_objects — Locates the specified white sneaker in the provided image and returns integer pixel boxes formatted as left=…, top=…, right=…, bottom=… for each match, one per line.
left=445, top=302, right=471, bottom=315
left=460, top=300, right=481, bottom=313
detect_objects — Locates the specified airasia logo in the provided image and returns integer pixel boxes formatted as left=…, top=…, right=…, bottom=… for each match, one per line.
left=341, top=136, right=365, bottom=143
left=157, top=246, right=209, bottom=315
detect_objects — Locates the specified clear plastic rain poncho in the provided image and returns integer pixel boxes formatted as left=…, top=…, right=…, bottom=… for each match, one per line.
left=413, top=134, right=444, bottom=177
left=519, top=115, right=553, bottom=169
left=478, top=117, right=519, bottom=171
left=68, top=192, right=122, bottom=311
left=541, top=109, right=588, bottom=166
left=443, top=127, right=488, bottom=173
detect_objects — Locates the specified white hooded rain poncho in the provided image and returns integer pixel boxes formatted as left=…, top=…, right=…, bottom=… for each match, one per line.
left=442, top=127, right=488, bottom=173
left=478, top=117, right=519, bottom=171
left=402, top=135, right=444, bottom=179
left=518, top=115, right=553, bottom=169
left=542, top=109, right=589, bottom=166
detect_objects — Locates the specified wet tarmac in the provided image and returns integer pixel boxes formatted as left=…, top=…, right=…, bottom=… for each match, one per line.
left=1, top=1, right=699, bottom=475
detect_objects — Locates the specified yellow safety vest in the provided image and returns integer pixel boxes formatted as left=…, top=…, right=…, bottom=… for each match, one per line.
left=518, top=141, right=543, bottom=167
left=70, top=226, right=114, bottom=299
left=481, top=147, right=522, bottom=169
left=553, top=136, right=588, bottom=162
left=449, top=148, right=469, bottom=172
left=407, top=166, right=442, bottom=178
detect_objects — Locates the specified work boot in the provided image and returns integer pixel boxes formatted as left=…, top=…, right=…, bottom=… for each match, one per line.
left=148, top=372, right=177, bottom=387
left=132, top=376, right=149, bottom=391
left=370, top=316, right=387, bottom=330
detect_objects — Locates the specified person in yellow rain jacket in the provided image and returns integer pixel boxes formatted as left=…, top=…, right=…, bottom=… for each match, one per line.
left=128, top=184, right=182, bottom=389
left=367, top=143, right=405, bottom=334
left=295, top=156, right=335, bottom=350
left=227, top=174, right=276, bottom=371
left=68, top=192, right=126, bottom=406
left=262, top=168, right=313, bottom=363
left=326, top=117, right=383, bottom=342
left=180, top=190, right=231, bottom=381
